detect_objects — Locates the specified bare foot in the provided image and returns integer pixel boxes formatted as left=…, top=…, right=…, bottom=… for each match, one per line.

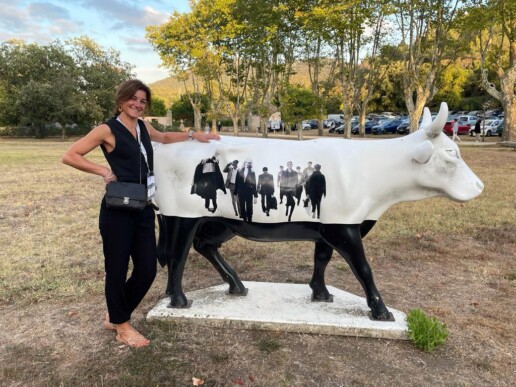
left=114, top=322, right=150, bottom=348
left=102, top=313, right=116, bottom=331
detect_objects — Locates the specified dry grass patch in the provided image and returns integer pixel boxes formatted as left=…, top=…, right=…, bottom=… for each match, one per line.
left=0, top=138, right=514, bottom=386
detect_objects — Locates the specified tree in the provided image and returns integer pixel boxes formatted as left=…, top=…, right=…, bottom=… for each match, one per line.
left=392, top=0, right=465, bottom=132
left=461, top=0, right=515, bottom=141
left=65, top=36, right=134, bottom=123
left=327, top=0, right=390, bottom=138
left=0, top=41, right=77, bottom=137
left=0, top=38, right=133, bottom=138
left=279, top=84, right=320, bottom=136
left=150, top=97, right=167, bottom=116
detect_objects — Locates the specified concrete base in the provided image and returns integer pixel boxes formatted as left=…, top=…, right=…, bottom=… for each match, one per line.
left=147, top=281, right=408, bottom=340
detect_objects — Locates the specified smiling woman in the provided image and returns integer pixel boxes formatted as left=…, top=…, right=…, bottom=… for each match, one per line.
left=60, top=79, right=220, bottom=348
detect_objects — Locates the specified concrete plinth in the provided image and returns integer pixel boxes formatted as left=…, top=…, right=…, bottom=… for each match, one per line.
left=147, top=281, right=408, bottom=340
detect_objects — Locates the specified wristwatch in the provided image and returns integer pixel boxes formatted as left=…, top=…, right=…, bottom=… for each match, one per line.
left=188, top=129, right=194, bottom=140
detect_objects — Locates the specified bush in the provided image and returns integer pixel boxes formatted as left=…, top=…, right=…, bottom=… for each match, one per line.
left=406, top=308, right=448, bottom=352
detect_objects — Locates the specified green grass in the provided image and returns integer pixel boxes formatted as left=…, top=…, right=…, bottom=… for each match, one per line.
left=406, top=309, right=449, bottom=352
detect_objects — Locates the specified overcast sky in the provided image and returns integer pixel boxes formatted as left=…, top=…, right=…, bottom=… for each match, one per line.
left=0, top=0, right=191, bottom=83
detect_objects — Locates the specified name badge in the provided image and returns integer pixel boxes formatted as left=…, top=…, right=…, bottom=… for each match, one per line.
left=147, top=173, right=155, bottom=200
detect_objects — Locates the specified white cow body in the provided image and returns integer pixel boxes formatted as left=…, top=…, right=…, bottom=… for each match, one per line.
left=154, top=105, right=483, bottom=224
left=155, top=103, right=484, bottom=319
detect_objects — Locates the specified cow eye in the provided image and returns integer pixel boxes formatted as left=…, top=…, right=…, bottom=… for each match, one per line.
left=446, top=149, right=459, bottom=159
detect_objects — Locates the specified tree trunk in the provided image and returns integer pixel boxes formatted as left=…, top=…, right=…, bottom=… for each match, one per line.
left=358, top=111, right=367, bottom=139
left=193, top=107, right=202, bottom=130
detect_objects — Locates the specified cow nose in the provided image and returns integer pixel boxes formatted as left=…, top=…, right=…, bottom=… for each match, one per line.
left=476, top=180, right=484, bottom=192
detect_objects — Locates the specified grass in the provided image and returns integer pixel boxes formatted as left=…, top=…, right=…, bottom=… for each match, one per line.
left=406, top=308, right=449, bottom=352
left=0, top=137, right=515, bottom=386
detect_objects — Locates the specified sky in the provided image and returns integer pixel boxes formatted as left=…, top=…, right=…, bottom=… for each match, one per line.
left=0, top=0, right=192, bottom=84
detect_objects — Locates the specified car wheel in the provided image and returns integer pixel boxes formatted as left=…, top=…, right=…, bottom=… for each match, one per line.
left=487, top=130, right=492, bottom=137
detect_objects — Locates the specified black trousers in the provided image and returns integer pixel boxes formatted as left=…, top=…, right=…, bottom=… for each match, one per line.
left=260, top=192, right=272, bottom=213
left=99, top=200, right=157, bottom=324
left=237, top=193, right=254, bottom=222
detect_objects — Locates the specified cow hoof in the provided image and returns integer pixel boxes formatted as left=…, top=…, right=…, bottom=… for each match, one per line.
left=367, top=297, right=394, bottom=321
left=168, top=296, right=192, bottom=309
left=311, top=293, right=334, bottom=303
left=228, top=287, right=248, bottom=296
left=368, top=311, right=395, bottom=322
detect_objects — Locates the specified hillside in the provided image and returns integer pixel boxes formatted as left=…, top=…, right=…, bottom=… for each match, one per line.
left=149, top=61, right=332, bottom=107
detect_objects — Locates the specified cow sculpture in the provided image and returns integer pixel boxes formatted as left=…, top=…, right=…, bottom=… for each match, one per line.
left=154, top=102, right=484, bottom=320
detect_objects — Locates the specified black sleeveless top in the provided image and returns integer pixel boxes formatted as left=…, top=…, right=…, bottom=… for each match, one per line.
left=101, top=118, right=154, bottom=185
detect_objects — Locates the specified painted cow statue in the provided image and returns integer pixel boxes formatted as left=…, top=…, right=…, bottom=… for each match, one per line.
left=154, top=102, right=484, bottom=320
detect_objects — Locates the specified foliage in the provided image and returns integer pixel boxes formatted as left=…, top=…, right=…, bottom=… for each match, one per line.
left=150, top=97, right=167, bottom=116
left=279, top=84, right=320, bottom=125
left=459, top=0, right=516, bottom=140
left=171, top=93, right=209, bottom=123
left=0, top=38, right=133, bottom=137
left=406, top=308, right=449, bottom=352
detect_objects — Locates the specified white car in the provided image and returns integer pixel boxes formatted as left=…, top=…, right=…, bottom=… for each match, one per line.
left=469, top=119, right=501, bottom=137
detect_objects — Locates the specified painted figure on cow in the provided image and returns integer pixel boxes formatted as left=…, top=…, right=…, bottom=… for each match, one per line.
left=191, top=155, right=226, bottom=213
left=154, top=102, right=484, bottom=321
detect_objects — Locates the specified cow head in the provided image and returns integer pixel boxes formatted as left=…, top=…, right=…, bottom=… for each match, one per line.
left=411, top=102, right=484, bottom=202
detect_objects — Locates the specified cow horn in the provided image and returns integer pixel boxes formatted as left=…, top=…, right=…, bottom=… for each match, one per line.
left=424, top=102, right=449, bottom=138
left=420, top=107, right=433, bottom=131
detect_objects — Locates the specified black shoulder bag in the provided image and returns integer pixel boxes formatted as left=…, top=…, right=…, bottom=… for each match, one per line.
left=105, top=124, right=147, bottom=211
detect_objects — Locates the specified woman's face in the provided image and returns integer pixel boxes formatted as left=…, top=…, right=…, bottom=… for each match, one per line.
left=120, top=89, right=148, bottom=119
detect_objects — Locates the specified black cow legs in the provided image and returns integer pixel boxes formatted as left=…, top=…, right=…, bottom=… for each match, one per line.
left=322, top=224, right=391, bottom=320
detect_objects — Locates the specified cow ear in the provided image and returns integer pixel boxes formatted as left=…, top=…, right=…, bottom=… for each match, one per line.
left=412, top=140, right=435, bottom=164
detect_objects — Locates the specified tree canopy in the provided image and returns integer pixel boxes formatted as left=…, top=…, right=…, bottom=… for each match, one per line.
left=0, top=37, right=133, bottom=137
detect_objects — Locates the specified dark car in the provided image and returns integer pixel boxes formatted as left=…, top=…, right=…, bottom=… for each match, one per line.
left=496, top=119, right=505, bottom=137
left=372, top=119, right=405, bottom=135
left=351, top=121, right=375, bottom=134
left=396, top=119, right=410, bottom=134
left=328, top=120, right=343, bottom=132
left=302, top=119, right=319, bottom=129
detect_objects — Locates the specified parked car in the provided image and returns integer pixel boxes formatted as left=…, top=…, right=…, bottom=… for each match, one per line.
left=397, top=117, right=426, bottom=134
left=327, top=119, right=343, bottom=131
left=381, top=112, right=398, bottom=119
left=332, top=123, right=345, bottom=134
left=443, top=120, right=471, bottom=135
left=371, top=118, right=406, bottom=134
left=302, top=119, right=319, bottom=129
left=351, top=120, right=375, bottom=134
left=323, top=119, right=334, bottom=128
left=457, top=115, right=478, bottom=128
left=267, top=120, right=283, bottom=132
left=496, top=119, right=505, bottom=137
left=396, top=119, right=411, bottom=134
left=468, top=119, right=501, bottom=137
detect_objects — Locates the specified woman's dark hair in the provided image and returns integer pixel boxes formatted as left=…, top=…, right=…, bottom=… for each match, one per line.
left=113, top=79, right=152, bottom=117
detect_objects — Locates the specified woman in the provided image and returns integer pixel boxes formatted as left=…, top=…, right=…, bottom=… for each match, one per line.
left=62, top=79, right=219, bottom=347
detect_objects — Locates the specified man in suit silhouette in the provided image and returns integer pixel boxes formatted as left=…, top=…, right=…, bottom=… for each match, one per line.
left=257, top=167, right=274, bottom=216
left=234, top=159, right=258, bottom=222
left=305, top=163, right=326, bottom=219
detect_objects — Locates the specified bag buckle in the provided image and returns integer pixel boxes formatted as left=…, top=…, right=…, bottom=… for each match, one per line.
left=123, top=197, right=130, bottom=204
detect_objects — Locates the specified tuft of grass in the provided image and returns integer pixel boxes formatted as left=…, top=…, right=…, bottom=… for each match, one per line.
left=406, top=308, right=449, bottom=352
left=335, top=262, right=350, bottom=272
left=209, top=352, right=230, bottom=363
left=503, top=271, right=515, bottom=281
left=256, top=336, right=282, bottom=353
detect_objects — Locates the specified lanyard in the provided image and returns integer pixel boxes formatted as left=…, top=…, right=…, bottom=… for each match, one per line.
left=135, top=122, right=150, bottom=173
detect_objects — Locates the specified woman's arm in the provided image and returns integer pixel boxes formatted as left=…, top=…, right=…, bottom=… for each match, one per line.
left=144, top=121, right=220, bottom=143
left=61, top=124, right=116, bottom=183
